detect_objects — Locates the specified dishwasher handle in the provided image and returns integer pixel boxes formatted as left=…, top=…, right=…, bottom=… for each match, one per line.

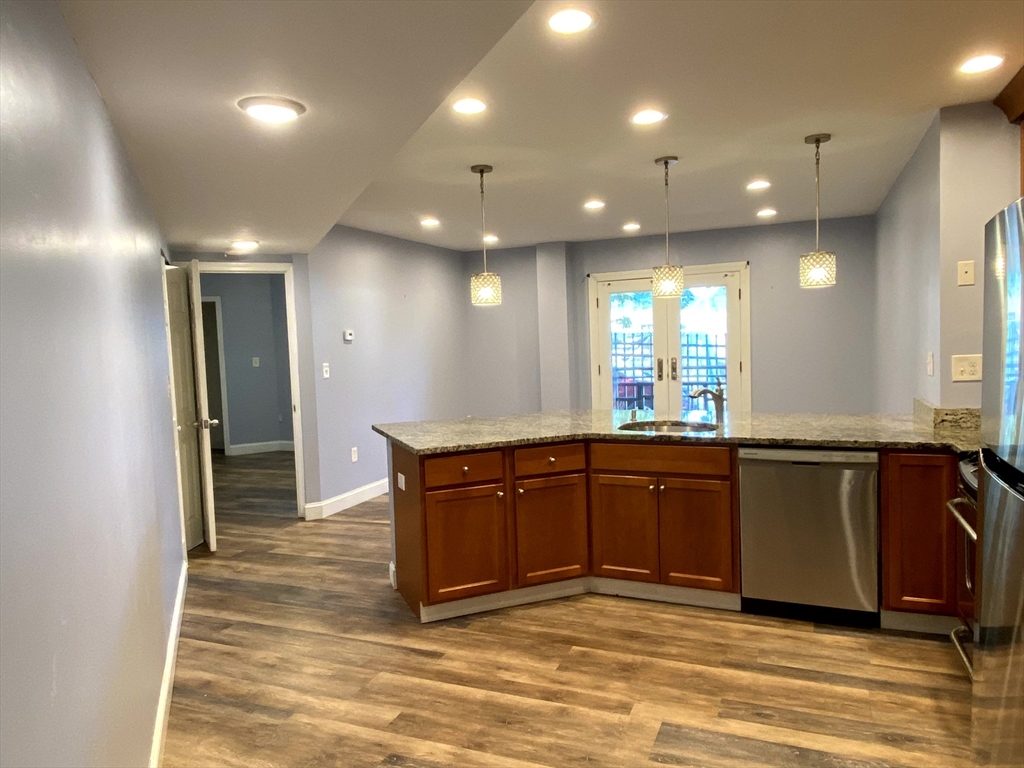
left=738, top=448, right=879, bottom=465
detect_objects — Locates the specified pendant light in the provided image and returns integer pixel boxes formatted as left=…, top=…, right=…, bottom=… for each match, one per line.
left=469, top=164, right=501, bottom=306
left=652, top=156, right=684, bottom=298
left=799, top=134, right=837, bottom=288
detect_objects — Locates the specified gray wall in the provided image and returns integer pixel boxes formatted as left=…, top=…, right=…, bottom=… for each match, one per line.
left=461, top=247, right=543, bottom=417
left=201, top=273, right=292, bottom=446
left=536, top=242, right=572, bottom=410
left=938, top=103, right=1022, bottom=408
left=567, top=217, right=879, bottom=414
left=0, top=2, right=183, bottom=765
left=875, top=115, right=942, bottom=412
left=307, top=226, right=467, bottom=501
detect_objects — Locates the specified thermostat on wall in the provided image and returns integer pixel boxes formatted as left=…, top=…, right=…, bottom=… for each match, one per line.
left=343, top=329, right=355, bottom=343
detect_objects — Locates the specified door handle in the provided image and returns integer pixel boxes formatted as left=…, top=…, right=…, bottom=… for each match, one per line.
left=657, top=358, right=664, bottom=381
left=670, top=357, right=678, bottom=381
left=192, top=419, right=220, bottom=429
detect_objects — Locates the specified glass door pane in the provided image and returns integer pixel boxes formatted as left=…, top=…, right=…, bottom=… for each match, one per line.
left=609, top=287, right=654, bottom=410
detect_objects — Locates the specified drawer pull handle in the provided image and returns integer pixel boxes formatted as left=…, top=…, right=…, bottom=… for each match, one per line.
left=496, top=491, right=504, bottom=498
left=946, top=499, right=977, bottom=542
left=462, top=466, right=469, bottom=474
left=518, top=488, right=525, bottom=495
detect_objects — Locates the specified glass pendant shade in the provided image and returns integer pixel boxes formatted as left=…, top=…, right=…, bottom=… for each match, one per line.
left=470, top=271, right=502, bottom=306
left=799, top=251, right=837, bottom=288
left=652, top=264, right=685, bottom=297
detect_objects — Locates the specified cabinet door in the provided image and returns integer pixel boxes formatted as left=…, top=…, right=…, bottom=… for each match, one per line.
left=659, top=478, right=734, bottom=592
left=590, top=474, right=659, bottom=582
left=882, top=453, right=957, bottom=614
left=515, top=473, right=589, bottom=587
left=425, top=483, right=508, bottom=604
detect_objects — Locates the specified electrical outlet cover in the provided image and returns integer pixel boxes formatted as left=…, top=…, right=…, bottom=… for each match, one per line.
left=957, top=260, right=975, bottom=286
left=322, top=362, right=330, bottom=379
left=951, top=354, right=982, bottom=381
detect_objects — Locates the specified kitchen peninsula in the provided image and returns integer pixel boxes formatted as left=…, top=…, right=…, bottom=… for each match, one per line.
left=373, top=411, right=978, bottom=626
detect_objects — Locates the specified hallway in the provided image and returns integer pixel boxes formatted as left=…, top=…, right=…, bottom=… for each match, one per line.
left=211, top=451, right=297, bottom=518
left=164, top=496, right=972, bottom=768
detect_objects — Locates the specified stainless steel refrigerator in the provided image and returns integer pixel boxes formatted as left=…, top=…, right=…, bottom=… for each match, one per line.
left=974, top=198, right=1024, bottom=767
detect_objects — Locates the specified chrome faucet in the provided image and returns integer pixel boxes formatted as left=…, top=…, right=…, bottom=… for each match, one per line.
left=689, top=379, right=726, bottom=428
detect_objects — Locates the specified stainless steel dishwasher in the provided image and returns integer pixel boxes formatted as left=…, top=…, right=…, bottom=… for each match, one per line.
left=739, top=448, right=879, bottom=613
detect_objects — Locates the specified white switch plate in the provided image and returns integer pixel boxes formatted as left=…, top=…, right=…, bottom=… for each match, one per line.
left=322, top=362, right=330, bottom=379
left=351, top=446, right=358, bottom=462
left=252, top=356, right=260, bottom=367
left=926, top=352, right=934, bottom=377
left=957, top=260, right=975, bottom=286
left=951, top=354, right=982, bottom=381
left=397, top=472, right=406, bottom=491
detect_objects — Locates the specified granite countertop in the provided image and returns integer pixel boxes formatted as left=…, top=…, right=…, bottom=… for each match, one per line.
left=372, top=410, right=980, bottom=456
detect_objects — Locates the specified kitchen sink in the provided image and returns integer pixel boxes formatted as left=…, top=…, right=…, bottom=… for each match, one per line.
left=617, top=420, right=718, bottom=433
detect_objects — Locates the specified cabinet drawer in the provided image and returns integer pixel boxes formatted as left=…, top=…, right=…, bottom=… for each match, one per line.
left=590, top=443, right=730, bottom=477
left=514, top=443, right=586, bottom=477
left=424, top=451, right=503, bottom=489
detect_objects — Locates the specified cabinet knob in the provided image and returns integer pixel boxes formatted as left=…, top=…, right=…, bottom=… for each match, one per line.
left=518, top=488, right=525, bottom=495
left=462, top=466, right=469, bottom=474
left=660, top=485, right=665, bottom=491
left=496, top=491, right=504, bottom=498
left=549, top=456, right=556, bottom=464
left=649, top=485, right=656, bottom=492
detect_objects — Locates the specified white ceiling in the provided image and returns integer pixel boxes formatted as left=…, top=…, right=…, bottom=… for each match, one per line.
left=342, top=0, right=1024, bottom=251
left=59, top=0, right=531, bottom=254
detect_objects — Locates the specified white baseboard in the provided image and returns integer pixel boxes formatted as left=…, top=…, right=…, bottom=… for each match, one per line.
left=224, top=440, right=294, bottom=456
left=149, top=562, right=187, bottom=768
left=304, top=478, right=389, bottom=520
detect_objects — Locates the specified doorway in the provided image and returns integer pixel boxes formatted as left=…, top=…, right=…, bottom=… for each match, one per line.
left=589, top=262, right=751, bottom=419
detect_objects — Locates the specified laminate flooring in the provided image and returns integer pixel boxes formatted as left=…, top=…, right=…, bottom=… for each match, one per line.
left=211, top=450, right=298, bottom=518
left=165, top=495, right=972, bottom=768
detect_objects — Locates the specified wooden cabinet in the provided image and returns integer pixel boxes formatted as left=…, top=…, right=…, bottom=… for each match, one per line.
left=659, top=478, right=734, bottom=592
left=424, top=483, right=508, bottom=604
left=590, top=474, right=660, bottom=582
left=881, top=452, right=957, bottom=614
left=514, top=473, right=589, bottom=586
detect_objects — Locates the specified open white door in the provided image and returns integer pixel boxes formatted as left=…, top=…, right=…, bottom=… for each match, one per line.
left=187, top=259, right=217, bottom=551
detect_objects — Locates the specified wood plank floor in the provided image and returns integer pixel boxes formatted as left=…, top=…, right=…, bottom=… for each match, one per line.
left=212, top=450, right=298, bottom=517
left=165, top=496, right=972, bottom=768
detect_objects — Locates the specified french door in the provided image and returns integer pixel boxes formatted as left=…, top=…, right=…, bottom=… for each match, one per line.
left=590, top=263, right=750, bottom=420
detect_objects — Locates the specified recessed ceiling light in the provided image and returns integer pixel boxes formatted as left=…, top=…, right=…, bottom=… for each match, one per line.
left=420, top=217, right=440, bottom=228
left=756, top=208, right=777, bottom=219
left=747, top=179, right=771, bottom=191
left=959, top=54, right=1004, bottom=74
left=237, top=97, right=306, bottom=124
left=632, top=109, right=667, bottom=125
left=483, top=234, right=499, bottom=244
left=584, top=199, right=605, bottom=210
left=230, top=240, right=259, bottom=252
left=623, top=222, right=641, bottom=232
left=453, top=98, right=487, bottom=114
left=549, top=9, right=593, bottom=34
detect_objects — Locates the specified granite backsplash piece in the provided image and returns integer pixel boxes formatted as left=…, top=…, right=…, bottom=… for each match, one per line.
left=914, top=398, right=981, bottom=432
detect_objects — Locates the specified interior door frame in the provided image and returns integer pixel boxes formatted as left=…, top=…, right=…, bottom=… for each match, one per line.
left=200, top=297, right=231, bottom=451
left=160, top=266, right=189, bottom=563
left=587, top=261, right=752, bottom=414
left=174, top=260, right=307, bottom=518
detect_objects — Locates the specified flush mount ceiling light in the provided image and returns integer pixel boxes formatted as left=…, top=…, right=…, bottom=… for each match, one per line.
left=549, top=8, right=593, bottom=34
left=747, top=179, right=771, bottom=191
left=420, top=217, right=440, bottom=228
left=584, top=199, right=605, bottom=210
left=632, top=109, right=667, bottom=125
left=229, top=239, right=259, bottom=252
left=623, top=222, right=641, bottom=232
left=470, top=165, right=501, bottom=306
left=453, top=97, right=487, bottom=114
left=652, top=156, right=684, bottom=298
left=959, top=54, right=1004, bottom=74
left=756, top=208, right=777, bottom=218
left=237, top=96, right=306, bottom=124
left=799, top=133, right=837, bottom=288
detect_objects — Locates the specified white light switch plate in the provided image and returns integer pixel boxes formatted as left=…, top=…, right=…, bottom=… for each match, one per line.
left=351, top=446, right=358, bottom=462
left=322, top=362, right=330, bottom=379
left=397, top=472, right=406, bottom=491
left=957, top=260, right=975, bottom=286
left=951, top=354, right=982, bottom=381
left=926, top=352, right=934, bottom=377
left=252, top=356, right=260, bottom=367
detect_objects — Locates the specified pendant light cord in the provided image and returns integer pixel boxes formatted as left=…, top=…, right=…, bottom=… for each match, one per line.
left=479, top=170, right=487, bottom=273
left=814, top=139, right=821, bottom=253
left=663, top=159, right=670, bottom=266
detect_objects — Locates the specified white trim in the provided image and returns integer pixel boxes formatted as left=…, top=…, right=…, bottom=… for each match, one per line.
left=199, top=297, right=231, bottom=451
left=304, top=478, right=389, bottom=520
left=224, top=440, right=295, bottom=456
left=177, top=261, right=307, bottom=518
left=880, top=610, right=961, bottom=635
left=149, top=562, right=187, bottom=768
left=160, top=267, right=188, bottom=563
left=416, top=576, right=742, bottom=623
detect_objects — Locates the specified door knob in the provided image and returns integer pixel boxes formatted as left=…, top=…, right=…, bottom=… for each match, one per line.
left=208, top=419, right=220, bottom=427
